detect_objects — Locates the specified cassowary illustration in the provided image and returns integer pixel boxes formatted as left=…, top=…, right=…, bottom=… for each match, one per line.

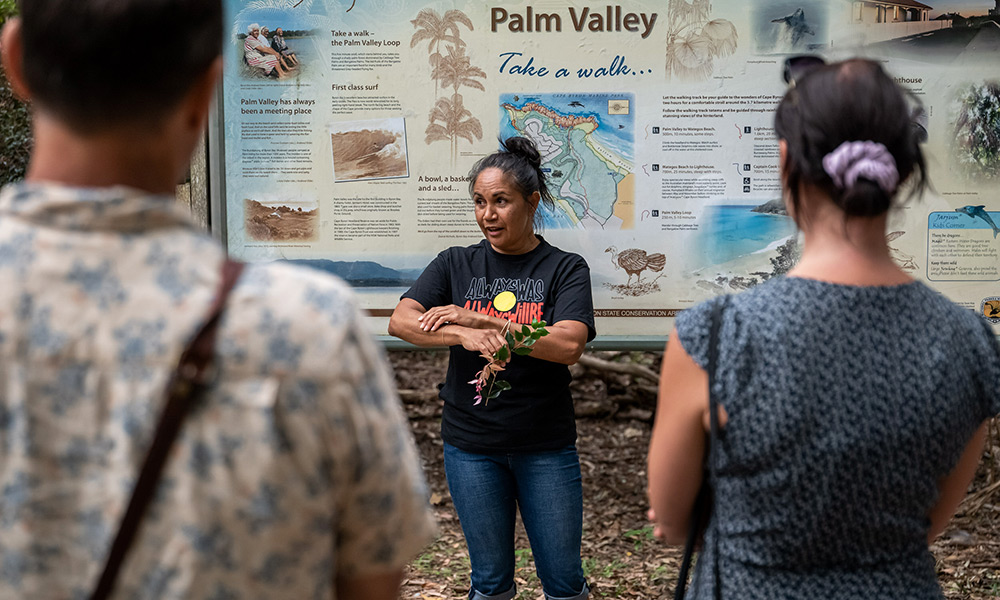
left=605, top=246, right=666, bottom=286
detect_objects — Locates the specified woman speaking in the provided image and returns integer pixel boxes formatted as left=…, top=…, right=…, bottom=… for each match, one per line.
left=389, top=137, right=595, bottom=600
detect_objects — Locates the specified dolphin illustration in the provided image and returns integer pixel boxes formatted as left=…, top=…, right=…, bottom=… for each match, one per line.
left=772, top=8, right=816, bottom=46
left=955, top=205, right=1000, bottom=238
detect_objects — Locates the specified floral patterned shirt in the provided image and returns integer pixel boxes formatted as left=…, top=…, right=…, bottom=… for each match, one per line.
left=0, top=183, right=436, bottom=599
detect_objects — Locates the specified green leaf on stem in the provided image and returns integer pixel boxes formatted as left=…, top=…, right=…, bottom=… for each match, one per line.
left=472, top=320, right=551, bottom=405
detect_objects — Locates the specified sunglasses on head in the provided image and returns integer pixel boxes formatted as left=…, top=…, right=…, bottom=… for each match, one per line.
left=782, top=55, right=825, bottom=86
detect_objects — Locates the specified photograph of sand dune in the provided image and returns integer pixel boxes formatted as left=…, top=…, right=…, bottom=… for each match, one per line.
left=329, top=117, right=409, bottom=182
left=244, top=197, right=318, bottom=241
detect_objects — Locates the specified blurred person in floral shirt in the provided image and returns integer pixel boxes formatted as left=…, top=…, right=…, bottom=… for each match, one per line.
left=0, top=0, right=435, bottom=598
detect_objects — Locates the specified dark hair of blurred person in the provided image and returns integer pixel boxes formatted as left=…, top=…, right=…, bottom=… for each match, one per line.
left=774, top=58, right=927, bottom=220
left=17, top=0, right=223, bottom=132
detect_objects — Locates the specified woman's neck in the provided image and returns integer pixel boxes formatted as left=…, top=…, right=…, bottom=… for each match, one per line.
left=789, top=192, right=912, bottom=286
left=491, top=234, right=540, bottom=256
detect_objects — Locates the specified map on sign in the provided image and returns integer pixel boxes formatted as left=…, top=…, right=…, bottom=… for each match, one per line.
left=499, top=93, right=635, bottom=230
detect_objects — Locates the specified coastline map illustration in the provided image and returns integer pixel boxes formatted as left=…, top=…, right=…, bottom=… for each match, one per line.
left=499, top=93, right=635, bottom=230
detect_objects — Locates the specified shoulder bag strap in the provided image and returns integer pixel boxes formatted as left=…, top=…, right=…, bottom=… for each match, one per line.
left=89, top=258, right=245, bottom=600
left=707, top=295, right=727, bottom=600
left=673, top=295, right=727, bottom=600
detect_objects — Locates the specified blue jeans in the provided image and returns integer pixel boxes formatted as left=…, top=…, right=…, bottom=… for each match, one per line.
left=443, top=442, right=589, bottom=600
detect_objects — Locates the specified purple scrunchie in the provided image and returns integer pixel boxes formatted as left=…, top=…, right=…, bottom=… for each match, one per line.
left=821, top=141, right=899, bottom=195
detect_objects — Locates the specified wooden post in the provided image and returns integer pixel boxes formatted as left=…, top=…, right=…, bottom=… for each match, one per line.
left=175, top=128, right=210, bottom=230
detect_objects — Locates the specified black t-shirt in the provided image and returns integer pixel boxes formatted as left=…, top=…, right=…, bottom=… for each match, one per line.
left=402, top=237, right=596, bottom=453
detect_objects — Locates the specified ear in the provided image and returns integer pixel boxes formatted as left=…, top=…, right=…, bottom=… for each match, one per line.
left=777, top=139, right=798, bottom=222
left=1, top=18, right=31, bottom=101
left=778, top=138, right=792, bottom=192
left=528, top=190, right=540, bottom=211
left=180, top=57, right=223, bottom=133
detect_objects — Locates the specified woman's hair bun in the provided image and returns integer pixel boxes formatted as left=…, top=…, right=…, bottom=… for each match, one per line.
left=838, top=179, right=891, bottom=217
left=502, top=136, right=542, bottom=169
left=468, top=135, right=555, bottom=225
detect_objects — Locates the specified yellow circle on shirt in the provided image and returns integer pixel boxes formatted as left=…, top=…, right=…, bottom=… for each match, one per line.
left=494, top=291, right=517, bottom=312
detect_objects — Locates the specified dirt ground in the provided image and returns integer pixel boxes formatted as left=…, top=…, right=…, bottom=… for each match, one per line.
left=391, top=350, right=1000, bottom=600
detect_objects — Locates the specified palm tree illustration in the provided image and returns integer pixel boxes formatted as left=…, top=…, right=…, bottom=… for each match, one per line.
left=664, top=0, right=737, bottom=81
left=433, top=45, right=486, bottom=95
left=411, top=8, right=484, bottom=166
left=410, top=9, right=474, bottom=98
left=426, top=94, right=483, bottom=166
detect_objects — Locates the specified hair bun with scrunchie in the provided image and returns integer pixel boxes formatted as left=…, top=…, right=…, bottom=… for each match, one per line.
left=822, top=140, right=900, bottom=195
left=820, top=140, right=900, bottom=217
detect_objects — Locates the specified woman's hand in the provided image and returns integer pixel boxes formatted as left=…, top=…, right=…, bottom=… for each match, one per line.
left=419, top=304, right=490, bottom=332
left=456, top=327, right=508, bottom=361
left=388, top=299, right=497, bottom=349
left=646, top=508, right=665, bottom=541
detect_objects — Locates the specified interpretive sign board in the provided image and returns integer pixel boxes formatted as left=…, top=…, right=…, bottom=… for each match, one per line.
left=212, top=0, right=1000, bottom=340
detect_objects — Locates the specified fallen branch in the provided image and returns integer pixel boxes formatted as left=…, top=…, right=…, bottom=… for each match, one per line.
left=398, top=389, right=440, bottom=404
left=575, top=400, right=617, bottom=418
left=577, top=354, right=659, bottom=384
left=961, top=479, right=1000, bottom=516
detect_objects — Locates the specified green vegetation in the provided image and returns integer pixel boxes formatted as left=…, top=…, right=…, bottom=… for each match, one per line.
left=769, top=236, right=801, bottom=277
left=1, top=1, right=31, bottom=185
left=0, top=0, right=16, bottom=24
left=583, top=556, right=627, bottom=579
left=623, top=525, right=656, bottom=553
left=954, top=82, right=1000, bottom=180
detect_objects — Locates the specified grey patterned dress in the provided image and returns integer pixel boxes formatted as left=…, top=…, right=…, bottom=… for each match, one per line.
left=675, top=277, right=1000, bottom=599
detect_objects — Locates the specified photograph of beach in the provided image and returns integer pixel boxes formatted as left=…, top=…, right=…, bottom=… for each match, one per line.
left=688, top=202, right=799, bottom=293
